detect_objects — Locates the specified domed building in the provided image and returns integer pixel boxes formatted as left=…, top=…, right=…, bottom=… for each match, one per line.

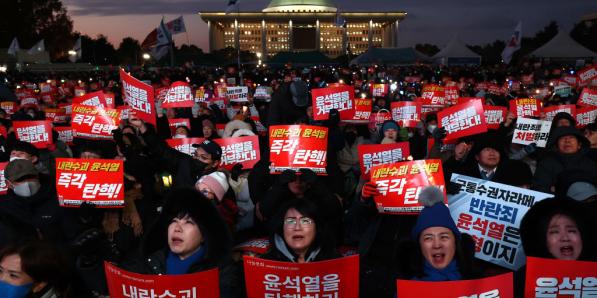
left=199, top=0, right=406, bottom=58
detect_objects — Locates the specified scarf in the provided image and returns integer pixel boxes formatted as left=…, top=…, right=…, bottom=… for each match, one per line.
left=166, top=245, right=207, bottom=275
left=416, top=260, right=462, bottom=281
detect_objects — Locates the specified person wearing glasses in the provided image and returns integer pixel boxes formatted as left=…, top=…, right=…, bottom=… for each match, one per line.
left=261, top=199, right=340, bottom=263
left=195, top=171, right=239, bottom=231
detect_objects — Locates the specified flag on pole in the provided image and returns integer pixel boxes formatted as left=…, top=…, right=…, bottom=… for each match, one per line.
left=151, top=18, right=172, bottom=60
left=69, top=37, right=82, bottom=63
left=335, top=11, right=346, bottom=27
left=226, top=0, right=239, bottom=14
left=7, top=37, right=19, bottom=56
left=501, top=22, right=522, bottom=64
left=167, top=16, right=187, bottom=34
left=27, top=39, right=45, bottom=55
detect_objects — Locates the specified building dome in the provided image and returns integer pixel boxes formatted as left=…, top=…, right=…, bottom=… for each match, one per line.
left=262, top=0, right=337, bottom=12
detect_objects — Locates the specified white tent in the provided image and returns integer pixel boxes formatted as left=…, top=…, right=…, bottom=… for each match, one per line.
left=432, top=36, right=481, bottom=65
left=531, top=31, right=596, bottom=58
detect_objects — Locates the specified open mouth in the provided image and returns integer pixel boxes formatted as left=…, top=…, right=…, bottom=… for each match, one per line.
left=292, top=235, right=305, bottom=241
left=560, top=246, right=574, bottom=256
left=171, top=237, right=183, bottom=245
left=432, top=253, right=445, bottom=264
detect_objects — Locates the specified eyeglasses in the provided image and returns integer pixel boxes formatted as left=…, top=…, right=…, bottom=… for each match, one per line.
left=200, top=189, right=215, bottom=198
left=284, top=217, right=314, bottom=227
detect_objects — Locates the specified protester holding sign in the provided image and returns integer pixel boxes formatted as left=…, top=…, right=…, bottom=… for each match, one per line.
left=261, top=199, right=340, bottom=263
left=410, top=186, right=478, bottom=281
left=126, top=188, right=241, bottom=297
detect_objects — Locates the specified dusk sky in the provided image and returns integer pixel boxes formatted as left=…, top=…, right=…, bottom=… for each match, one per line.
left=63, top=0, right=596, bottom=51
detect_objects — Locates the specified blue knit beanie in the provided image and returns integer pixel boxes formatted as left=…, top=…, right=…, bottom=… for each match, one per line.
left=412, top=186, right=460, bottom=240
left=381, top=120, right=400, bottom=135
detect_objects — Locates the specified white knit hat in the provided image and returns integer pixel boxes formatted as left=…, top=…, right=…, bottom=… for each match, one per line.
left=197, top=171, right=229, bottom=201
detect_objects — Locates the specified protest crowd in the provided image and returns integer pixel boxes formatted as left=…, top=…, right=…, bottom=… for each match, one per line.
left=0, top=61, right=595, bottom=298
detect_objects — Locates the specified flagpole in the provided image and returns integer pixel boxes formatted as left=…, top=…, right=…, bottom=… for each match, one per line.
left=237, top=2, right=243, bottom=86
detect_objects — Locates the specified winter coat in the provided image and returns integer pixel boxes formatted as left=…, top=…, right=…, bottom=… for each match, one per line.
left=261, top=234, right=341, bottom=263
left=267, top=82, right=307, bottom=125
left=532, top=149, right=597, bottom=193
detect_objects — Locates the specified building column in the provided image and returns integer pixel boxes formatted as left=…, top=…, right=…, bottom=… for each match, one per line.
left=316, top=19, right=321, bottom=51
left=393, top=20, right=399, bottom=47
left=261, top=20, right=267, bottom=58
left=208, top=21, right=215, bottom=52
left=342, top=24, right=348, bottom=55
left=234, top=19, right=240, bottom=50
left=288, top=20, right=293, bottom=51
left=368, top=20, right=373, bottom=49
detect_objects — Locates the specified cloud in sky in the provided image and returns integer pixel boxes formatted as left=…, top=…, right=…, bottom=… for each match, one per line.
left=63, top=0, right=596, bottom=51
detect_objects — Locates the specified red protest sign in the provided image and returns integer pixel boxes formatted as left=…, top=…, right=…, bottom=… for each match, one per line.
left=444, top=85, right=460, bottom=105
left=543, top=104, right=576, bottom=122
left=369, top=109, right=392, bottom=131
left=483, top=105, right=507, bottom=130
left=391, top=101, right=421, bottom=128
left=56, top=158, right=124, bottom=207
left=214, top=135, right=260, bottom=171
left=397, top=272, right=513, bottom=298
left=105, top=262, right=219, bottom=298
left=404, top=76, right=421, bottom=83
left=525, top=257, right=597, bottom=298
left=243, top=255, right=359, bottom=298
left=416, top=97, right=444, bottom=118
left=521, top=74, right=534, bottom=85
left=312, top=85, right=355, bottom=120
left=269, top=125, right=328, bottom=174
left=104, top=92, right=115, bottom=109
left=487, top=83, right=505, bottom=95
left=0, top=162, right=8, bottom=195
left=233, top=238, right=270, bottom=255
left=166, top=138, right=205, bottom=156
left=44, top=108, right=67, bottom=124
left=120, top=69, right=156, bottom=126
left=421, top=84, right=446, bottom=105
left=163, top=81, right=194, bottom=108
left=71, top=104, right=121, bottom=140
left=576, top=106, right=597, bottom=128
left=457, top=97, right=485, bottom=106
left=20, top=96, right=39, bottom=109
left=0, top=101, right=17, bottom=115
left=168, top=118, right=191, bottom=135
left=509, top=98, right=542, bottom=118
left=562, top=74, right=578, bottom=87
left=578, top=88, right=597, bottom=107
left=13, top=120, right=53, bottom=149
left=578, top=64, right=597, bottom=86
left=370, top=159, right=446, bottom=214
left=371, top=83, right=389, bottom=97
left=439, top=99, right=487, bottom=140
left=73, top=91, right=108, bottom=108
left=358, top=142, right=410, bottom=177
left=55, top=126, right=74, bottom=145
left=155, top=87, right=169, bottom=105
left=342, top=98, right=371, bottom=123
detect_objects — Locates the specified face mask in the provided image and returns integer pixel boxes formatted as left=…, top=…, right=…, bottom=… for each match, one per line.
left=12, top=181, right=41, bottom=197
left=173, top=134, right=186, bottom=139
left=0, top=280, right=32, bottom=298
left=427, top=124, right=437, bottom=134
left=9, top=156, right=25, bottom=162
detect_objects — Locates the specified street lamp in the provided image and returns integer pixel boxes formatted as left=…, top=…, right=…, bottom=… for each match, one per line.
left=143, top=53, right=151, bottom=60
left=68, top=50, right=77, bottom=56
left=256, top=52, right=262, bottom=66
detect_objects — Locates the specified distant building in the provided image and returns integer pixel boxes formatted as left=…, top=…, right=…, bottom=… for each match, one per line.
left=199, top=0, right=406, bottom=58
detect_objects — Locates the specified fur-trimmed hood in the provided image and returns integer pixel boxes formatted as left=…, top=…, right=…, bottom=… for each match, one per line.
left=223, top=120, right=253, bottom=138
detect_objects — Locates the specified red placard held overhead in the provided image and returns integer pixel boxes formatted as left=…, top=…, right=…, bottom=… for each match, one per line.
left=0, top=101, right=17, bottom=115
left=269, top=125, right=328, bottom=174
left=72, top=91, right=108, bottom=108
left=56, top=158, right=124, bottom=207
left=439, top=99, right=487, bottom=140
left=543, top=104, right=576, bottom=122
left=483, top=105, right=507, bottom=130
left=391, top=101, right=421, bottom=128
left=162, top=81, right=194, bottom=108
left=509, top=98, right=542, bottom=118
left=168, top=118, right=191, bottom=135
left=105, top=262, right=219, bottom=298
left=342, top=98, right=372, bottom=123
left=421, top=84, right=446, bottom=105
left=71, top=104, right=121, bottom=140
left=13, top=120, right=53, bottom=149
left=243, top=255, right=359, bottom=298
left=416, top=97, right=444, bottom=117
left=55, top=126, right=74, bottom=145
left=44, top=108, right=67, bottom=124
left=444, top=85, right=460, bottom=105
left=166, top=138, right=205, bottom=156
left=578, top=88, right=597, bottom=107
left=213, top=135, right=260, bottom=171
left=397, top=272, right=513, bottom=298
left=370, top=159, right=446, bottom=214
left=371, top=83, right=389, bottom=97
left=358, top=142, right=410, bottom=177
left=525, top=257, right=597, bottom=298
left=578, top=64, right=597, bottom=86
left=457, top=97, right=485, bottom=105
left=120, top=69, right=156, bottom=126
left=576, top=106, right=597, bottom=128
left=312, top=85, right=355, bottom=120
left=0, top=162, right=8, bottom=195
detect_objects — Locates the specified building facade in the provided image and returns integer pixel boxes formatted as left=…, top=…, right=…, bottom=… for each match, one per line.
left=199, top=0, right=406, bottom=58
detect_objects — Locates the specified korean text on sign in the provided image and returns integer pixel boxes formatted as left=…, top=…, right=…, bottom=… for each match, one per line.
left=448, top=174, right=552, bottom=270
left=397, top=272, right=513, bottom=298
left=438, top=99, right=487, bottom=140
left=214, top=135, right=260, bottom=171
left=243, top=255, right=359, bottom=298
left=358, top=142, right=410, bottom=177
left=105, top=262, right=220, bottom=298
left=509, top=98, right=542, bottom=118
left=312, top=85, right=355, bottom=120
left=525, top=257, right=597, bottom=298
left=269, top=125, right=328, bottom=175
left=370, top=159, right=446, bottom=214
left=56, top=158, right=124, bottom=208
left=71, top=104, right=121, bottom=140
left=511, top=118, right=552, bottom=148
left=13, top=120, right=52, bottom=149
